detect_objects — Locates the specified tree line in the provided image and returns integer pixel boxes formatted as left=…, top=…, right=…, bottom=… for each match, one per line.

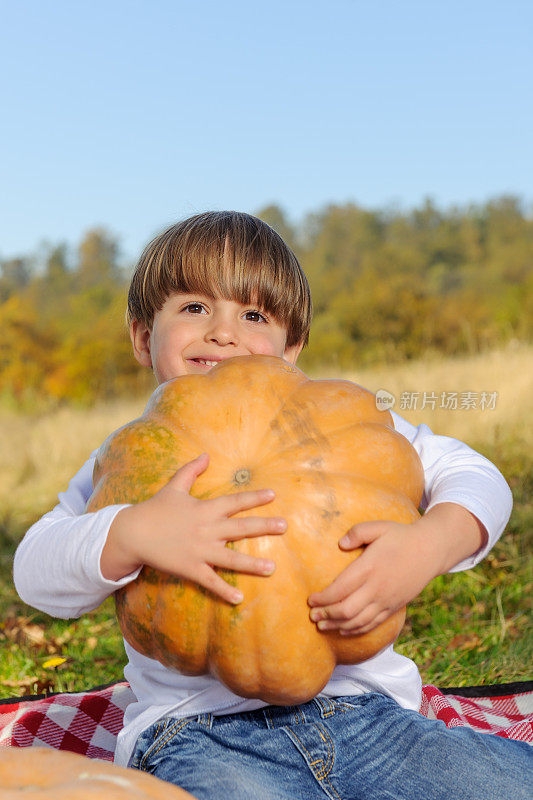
left=1, top=196, right=531, bottom=405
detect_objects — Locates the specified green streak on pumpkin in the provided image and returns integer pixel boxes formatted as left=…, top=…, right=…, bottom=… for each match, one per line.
left=140, top=566, right=185, bottom=589
left=116, top=599, right=152, bottom=649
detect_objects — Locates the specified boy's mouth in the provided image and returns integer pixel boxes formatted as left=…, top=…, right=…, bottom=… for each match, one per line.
left=187, top=358, right=223, bottom=371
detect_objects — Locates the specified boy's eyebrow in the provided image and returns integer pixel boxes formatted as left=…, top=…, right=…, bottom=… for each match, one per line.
left=173, top=291, right=267, bottom=308
left=171, top=291, right=217, bottom=302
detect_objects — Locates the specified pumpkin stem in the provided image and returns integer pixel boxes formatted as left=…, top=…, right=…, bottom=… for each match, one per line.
left=233, top=468, right=251, bottom=486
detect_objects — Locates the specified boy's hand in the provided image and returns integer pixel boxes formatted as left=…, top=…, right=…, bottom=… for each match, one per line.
left=307, top=520, right=433, bottom=634
left=307, top=504, right=487, bottom=635
left=102, top=453, right=286, bottom=605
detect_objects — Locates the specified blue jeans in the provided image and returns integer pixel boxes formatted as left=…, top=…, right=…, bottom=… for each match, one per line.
left=130, top=693, right=532, bottom=799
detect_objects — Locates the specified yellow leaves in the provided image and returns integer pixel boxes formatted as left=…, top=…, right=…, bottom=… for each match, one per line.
left=18, top=623, right=45, bottom=647
left=42, top=656, right=67, bottom=669
left=447, top=633, right=482, bottom=652
left=1, top=615, right=44, bottom=647
left=0, top=614, right=108, bottom=658
left=0, top=294, right=58, bottom=398
left=0, top=675, right=57, bottom=695
left=0, top=614, right=116, bottom=697
left=1, top=677, right=40, bottom=689
left=0, top=615, right=69, bottom=653
left=487, top=553, right=512, bottom=569
left=0, top=280, right=141, bottom=405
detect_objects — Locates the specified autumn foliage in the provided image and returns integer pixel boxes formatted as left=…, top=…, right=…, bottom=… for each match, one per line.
left=1, top=197, right=531, bottom=405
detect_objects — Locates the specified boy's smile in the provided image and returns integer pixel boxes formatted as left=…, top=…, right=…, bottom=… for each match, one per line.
left=130, top=292, right=303, bottom=384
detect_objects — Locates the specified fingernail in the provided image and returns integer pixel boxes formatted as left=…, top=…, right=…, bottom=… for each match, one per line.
left=264, top=489, right=275, bottom=498
left=309, top=610, right=321, bottom=622
left=260, top=560, right=275, bottom=573
left=317, top=620, right=328, bottom=631
left=339, top=534, right=350, bottom=547
left=231, top=590, right=244, bottom=603
left=275, top=518, right=287, bottom=531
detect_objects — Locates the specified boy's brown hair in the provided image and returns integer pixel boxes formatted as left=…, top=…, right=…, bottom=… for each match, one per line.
left=127, top=211, right=312, bottom=347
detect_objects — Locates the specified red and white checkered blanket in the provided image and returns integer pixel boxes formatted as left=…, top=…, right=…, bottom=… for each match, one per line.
left=0, top=681, right=531, bottom=759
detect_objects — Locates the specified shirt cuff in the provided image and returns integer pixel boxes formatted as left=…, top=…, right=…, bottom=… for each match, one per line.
left=85, top=504, right=143, bottom=588
left=424, top=490, right=511, bottom=572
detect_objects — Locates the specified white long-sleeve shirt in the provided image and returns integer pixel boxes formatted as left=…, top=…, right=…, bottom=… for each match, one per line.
left=13, top=411, right=513, bottom=766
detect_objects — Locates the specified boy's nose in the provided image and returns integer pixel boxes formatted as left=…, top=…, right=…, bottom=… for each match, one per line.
left=205, top=318, right=238, bottom=346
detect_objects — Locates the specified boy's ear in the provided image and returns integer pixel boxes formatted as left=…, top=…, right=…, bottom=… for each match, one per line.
left=283, top=340, right=304, bottom=365
left=130, top=319, right=153, bottom=368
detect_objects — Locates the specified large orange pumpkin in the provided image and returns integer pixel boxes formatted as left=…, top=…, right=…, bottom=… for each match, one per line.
left=0, top=748, right=197, bottom=798
left=87, top=355, right=424, bottom=705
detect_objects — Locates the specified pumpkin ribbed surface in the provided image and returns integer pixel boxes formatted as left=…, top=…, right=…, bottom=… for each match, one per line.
left=87, top=355, right=424, bottom=705
left=0, top=748, right=197, bottom=798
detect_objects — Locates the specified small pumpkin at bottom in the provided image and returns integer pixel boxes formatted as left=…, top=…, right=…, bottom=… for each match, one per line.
left=87, top=355, right=425, bottom=705
left=0, top=748, right=197, bottom=799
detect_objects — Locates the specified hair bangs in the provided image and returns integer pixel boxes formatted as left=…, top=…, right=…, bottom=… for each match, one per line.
left=127, top=211, right=312, bottom=347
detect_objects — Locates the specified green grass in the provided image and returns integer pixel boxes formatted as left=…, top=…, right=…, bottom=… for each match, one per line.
left=398, top=441, right=533, bottom=686
left=0, top=440, right=531, bottom=699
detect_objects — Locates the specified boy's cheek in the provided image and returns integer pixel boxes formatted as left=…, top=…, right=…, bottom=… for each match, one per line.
left=149, top=353, right=180, bottom=383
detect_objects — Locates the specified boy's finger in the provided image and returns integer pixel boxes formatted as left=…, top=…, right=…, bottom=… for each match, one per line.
left=310, top=590, right=375, bottom=625
left=214, top=488, right=276, bottom=515
left=214, top=548, right=276, bottom=576
left=317, top=613, right=384, bottom=635
left=339, top=609, right=390, bottom=635
left=339, top=520, right=390, bottom=549
left=222, top=515, right=287, bottom=540
left=308, top=562, right=366, bottom=608
left=195, top=564, right=244, bottom=605
left=169, top=453, right=210, bottom=492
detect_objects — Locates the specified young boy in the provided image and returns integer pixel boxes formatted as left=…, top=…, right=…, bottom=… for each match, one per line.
left=14, top=211, right=532, bottom=799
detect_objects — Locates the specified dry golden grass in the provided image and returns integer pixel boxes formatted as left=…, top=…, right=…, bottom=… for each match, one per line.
left=325, top=340, right=533, bottom=450
left=0, top=398, right=146, bottom=530
left=1, top=341, right=532, bottom=532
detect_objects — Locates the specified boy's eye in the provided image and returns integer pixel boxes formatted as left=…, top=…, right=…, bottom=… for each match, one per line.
left=184, top=303, right=206, bottom=314
left=244, top=310, right=267, bottom=322
left=180, top=303, right=266, bottom=321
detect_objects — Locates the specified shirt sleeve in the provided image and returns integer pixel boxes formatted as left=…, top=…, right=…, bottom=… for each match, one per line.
left=390, top=410, right=513, bottom=572
left=13, top=450, right=141, bottom=619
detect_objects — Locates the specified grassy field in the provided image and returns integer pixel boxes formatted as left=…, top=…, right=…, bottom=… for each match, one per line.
left=1, top=342, right=531, bottom=698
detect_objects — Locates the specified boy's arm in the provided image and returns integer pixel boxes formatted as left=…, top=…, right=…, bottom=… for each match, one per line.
left=15, top=451, right=285, bottom=616
left=391, top=413, right=512, bottom=570
left=13, top=452, right=139, bottom=619
left=308, top=415, right=513, bottom=634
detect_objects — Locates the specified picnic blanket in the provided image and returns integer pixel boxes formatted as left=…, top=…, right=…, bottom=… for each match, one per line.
left=0, top=681, right=532, bottom=760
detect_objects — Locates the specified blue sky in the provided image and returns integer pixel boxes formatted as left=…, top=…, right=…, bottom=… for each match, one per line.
left=1, top=0, right=531, bottom=265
